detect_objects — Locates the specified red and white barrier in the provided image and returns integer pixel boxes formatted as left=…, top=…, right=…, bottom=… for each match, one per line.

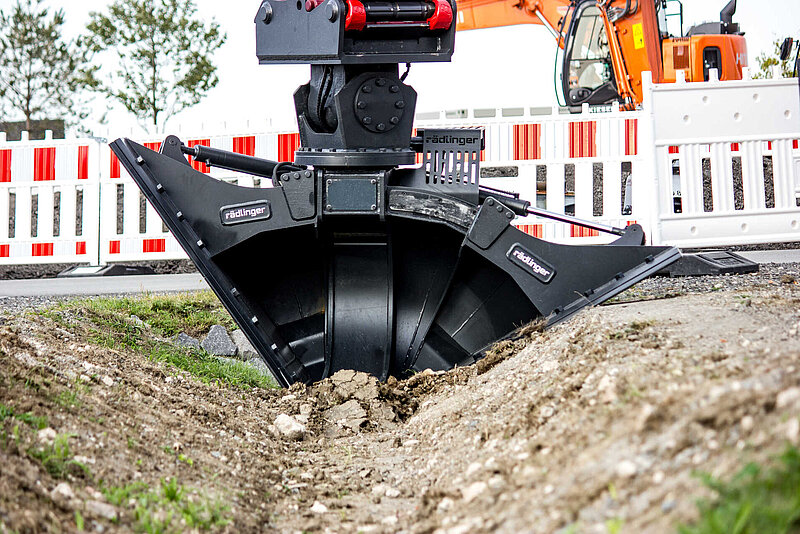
left=1, top=71, right=798, bottom=267
left=0, top=133, right=101, bottom=266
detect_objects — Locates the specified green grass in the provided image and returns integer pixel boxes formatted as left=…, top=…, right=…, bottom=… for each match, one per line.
left=44, top=293, right=277, bottom=391
left=148, top=345, right=277, bottom=390
left=678, top=446, right=800, bottom=534
left=28, top=433, right=90, bottom=479
left=61, top=292, right=236, bottom=340
left=103, top=478, right=231, bottom=532
left=0, top=402, right=49, bottom=430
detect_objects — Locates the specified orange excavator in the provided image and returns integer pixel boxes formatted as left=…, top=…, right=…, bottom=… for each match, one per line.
left=456, top=0, right=748, bottom=110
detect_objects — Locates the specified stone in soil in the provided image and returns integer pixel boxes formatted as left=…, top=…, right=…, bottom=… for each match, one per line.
left=201, top=325, right=237, bottom=357
left=273, top=414, right=306, bottom=441
left=324, top=399, right=368, bottom=431
left=85, top=500, right=117, bottom=521
left=329, top=369, right=380, bottom=402
left=230, top=330, right=258, bottom=360
left=171, top=332, right=200, bottom=351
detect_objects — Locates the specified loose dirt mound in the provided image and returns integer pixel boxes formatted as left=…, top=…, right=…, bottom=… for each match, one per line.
left=1, top=282, right=799, bottom=533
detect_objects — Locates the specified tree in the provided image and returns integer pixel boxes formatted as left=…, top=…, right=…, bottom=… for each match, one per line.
left=83, top=0, right=226, bottom=132
left=0, top=0, right=95, bottom=130
left=753, top=38, right=797, bottom=79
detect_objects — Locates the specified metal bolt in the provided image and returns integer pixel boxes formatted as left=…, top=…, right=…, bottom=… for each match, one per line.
left=395, top=100, right=405, bottom=109
left=487, top=198, right=495, bottom=206
left=390, top=85, right=399, bottom=93
left=506, top=213, right=514, bottom=220
left=357, top=101, right=367, bottom=110
left=176, top=211, right=184, bottom=220
left=231, top=288, right=240, bottom=297
left=376, top=123, right=386, bottom=131
left=136, top=156, right=145, bottom=165
left=197, top=240, right=205, bottom=248
left=326, top=204, right=332, bottom=211
left=325, top=0, right=338, bottom=21
left=370, top=179, right=377, bottom=184
left=376, top=78, right=386, bottom=87
left=371, top=204, right=377, bottom=211
left=390, top=116, right=399, bottom=125
left=156, top=183, right=164, bottom=192
left=362, top=116, right=373, bottom=125
left=362, top=85, right=373, bottom=93
left=291, top=172, right=300, bottom=180
left=260, top=1, right=273, bottom=22
left=496, top=205, right=503, bottom=213
left=283, top=174, right=290, bottom=181
left=327, top=179, right=333, bottom=185
left=251, top=316, right=259, bottom=325
left=304, top=170, right=312, bottom=178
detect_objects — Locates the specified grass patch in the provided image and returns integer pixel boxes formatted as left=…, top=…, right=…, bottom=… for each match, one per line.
left=60, top=292, right=235, bottom=340
left=103, top=478, right=231, bottom=532
left=678, top=446, right=800, bottom=534
left=28, top=433, right=90, bottom=479
left=0, top=402, right=49, bottom=429
left=44, top=293, right=277, bottom=391
left=53, top=381, right=90, bottom=409
left=149, top=345, right=277, bottom=390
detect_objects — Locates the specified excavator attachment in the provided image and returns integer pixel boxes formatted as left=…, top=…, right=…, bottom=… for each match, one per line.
left=110, top=0, right=680, bottom=387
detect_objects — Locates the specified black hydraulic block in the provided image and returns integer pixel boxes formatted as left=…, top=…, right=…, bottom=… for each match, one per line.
left=656, top=251, right=759, bottom=277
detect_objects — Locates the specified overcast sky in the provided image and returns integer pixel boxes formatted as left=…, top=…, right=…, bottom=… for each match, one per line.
left=2, top=0, right=798, bottom=137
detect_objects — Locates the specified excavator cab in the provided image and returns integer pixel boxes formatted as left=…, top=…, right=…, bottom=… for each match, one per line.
left=457, top=0, right=747, bottom=111
left=562, top=3, right=619, bottom=107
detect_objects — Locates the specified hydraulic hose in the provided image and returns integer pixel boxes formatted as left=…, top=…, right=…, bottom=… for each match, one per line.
left=181, top=144, right=304, bottom=179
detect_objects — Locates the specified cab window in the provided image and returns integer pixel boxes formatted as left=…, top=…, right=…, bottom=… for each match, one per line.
left=567, top=6, right=613, bottom=91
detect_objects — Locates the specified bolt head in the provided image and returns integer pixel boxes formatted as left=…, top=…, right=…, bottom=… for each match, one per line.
left=325, top=0, right=338, bottom=20
left=357, top=101, right=367, bottom=110
left=259, top=1, right=273, bottom=22
left=362, top=117, right=373, bottom=125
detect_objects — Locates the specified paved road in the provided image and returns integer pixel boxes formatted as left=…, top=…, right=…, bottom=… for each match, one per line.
left=0, top=249, right=797, bottom=298
left=0, top=273, right=209, bottom=298
left=738, top=250, right=800, bottom=265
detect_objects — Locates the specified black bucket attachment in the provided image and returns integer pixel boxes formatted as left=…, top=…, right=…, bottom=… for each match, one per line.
left=109, top=0, right=679, bottom=387
left=110, top=135, right=679, bottom=387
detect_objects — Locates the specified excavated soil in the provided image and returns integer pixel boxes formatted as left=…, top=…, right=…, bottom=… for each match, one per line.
left=1, top=275, right=800, bottom=533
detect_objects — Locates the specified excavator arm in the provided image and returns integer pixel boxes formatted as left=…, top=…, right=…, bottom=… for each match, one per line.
left=457, top=0, right=574, bottom=44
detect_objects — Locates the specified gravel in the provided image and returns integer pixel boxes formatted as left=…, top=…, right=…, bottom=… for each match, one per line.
left=611, top=262, right=800, bottom=303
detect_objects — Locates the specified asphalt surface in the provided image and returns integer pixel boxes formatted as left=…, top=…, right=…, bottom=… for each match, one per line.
left=0, top=249, right=797, bottom=299
left=0, top=273, right=208, bottom=298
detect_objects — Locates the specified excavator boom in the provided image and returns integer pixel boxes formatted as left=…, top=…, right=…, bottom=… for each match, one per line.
left=457, top=0, right=572, bottom=41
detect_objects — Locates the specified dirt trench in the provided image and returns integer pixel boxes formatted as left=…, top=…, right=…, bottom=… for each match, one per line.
left=1, top=282, right=800, bottom=533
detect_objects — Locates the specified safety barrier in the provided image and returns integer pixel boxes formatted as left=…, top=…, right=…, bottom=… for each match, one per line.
left=0, top=132, right=101, bottom=265
left=1, top=70, right=798, bottom=266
